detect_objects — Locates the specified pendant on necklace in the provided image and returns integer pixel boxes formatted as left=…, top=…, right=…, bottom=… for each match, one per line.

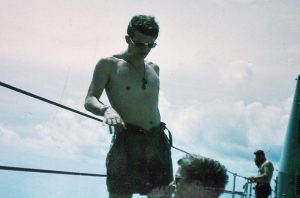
left=142, top=78, right=147, bottom=89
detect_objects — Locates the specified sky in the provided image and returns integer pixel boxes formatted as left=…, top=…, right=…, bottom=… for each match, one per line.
left=0, top=0, right=299, bottom=197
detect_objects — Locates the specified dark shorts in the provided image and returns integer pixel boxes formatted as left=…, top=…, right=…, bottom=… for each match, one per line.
left=106, top=122, right=173, bottom=195
left=255, top=183, right=272, bottom=198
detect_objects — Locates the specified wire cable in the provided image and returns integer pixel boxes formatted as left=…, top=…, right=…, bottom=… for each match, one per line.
left=0, top=165, right=106, bottom=177
left=0, top=81, right=103, bottom=123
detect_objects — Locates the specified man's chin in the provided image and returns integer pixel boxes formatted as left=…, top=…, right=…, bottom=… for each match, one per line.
left=140, top=53, right=149, bottom=58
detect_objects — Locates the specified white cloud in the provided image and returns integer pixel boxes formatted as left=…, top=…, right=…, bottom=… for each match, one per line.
left=158, top=93, right=291, bottom=185
left=33, top=111, right=111, bottom=155
left=245, top=101, right=289, bottom=147
left=0, top=124, right=20, bottom=144
left=160, top=94, right=290, bottom=161
left=0, top=110, right=111, bottom=158
left=218, top=60, right=254, bottom=87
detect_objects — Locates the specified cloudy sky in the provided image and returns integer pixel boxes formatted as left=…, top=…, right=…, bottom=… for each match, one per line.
left=0, top=0, right=299, bottom=197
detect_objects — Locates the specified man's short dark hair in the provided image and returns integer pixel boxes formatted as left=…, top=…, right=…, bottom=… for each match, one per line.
left=178, top=154, right=229, bottom=189
left=127, top=15, right=159, bottom=39
left=254, top=150, right=265, bottom=157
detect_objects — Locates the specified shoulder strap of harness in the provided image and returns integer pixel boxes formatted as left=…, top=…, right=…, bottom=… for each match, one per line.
left=160, top=122, right=173, bottom=147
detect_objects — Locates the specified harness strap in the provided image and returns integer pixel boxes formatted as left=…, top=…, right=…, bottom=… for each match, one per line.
left=161, top=122, right=191, bottom=155
left=161, top=122, right=173, bottom=147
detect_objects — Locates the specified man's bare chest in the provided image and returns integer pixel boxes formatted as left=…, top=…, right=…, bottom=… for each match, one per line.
left=107, top=63, right=159, bottom=92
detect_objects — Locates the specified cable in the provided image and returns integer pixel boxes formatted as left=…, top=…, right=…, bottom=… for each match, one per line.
left=0, top=165, right=106, bottom=177
left=171, top=145, right=191, bottom=155
left=0, top=81, right=103, bottom=123
left=227, top=170, right=247, bottom=179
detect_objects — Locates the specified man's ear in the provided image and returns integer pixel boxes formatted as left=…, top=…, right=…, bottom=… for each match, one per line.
left=125, top=35, right=130, bottom=44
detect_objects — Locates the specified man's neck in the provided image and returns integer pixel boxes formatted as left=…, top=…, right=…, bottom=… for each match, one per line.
left=123, top=52, right=144, bottom=67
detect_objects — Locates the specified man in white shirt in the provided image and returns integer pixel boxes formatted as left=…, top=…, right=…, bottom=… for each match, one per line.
left=247, top=150, right=274, bottom=198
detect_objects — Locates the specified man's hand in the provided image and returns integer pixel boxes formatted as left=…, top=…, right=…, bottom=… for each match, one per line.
left=103, top=107, right=126, bottom=128
left=246, top=176, right=256, bottom=183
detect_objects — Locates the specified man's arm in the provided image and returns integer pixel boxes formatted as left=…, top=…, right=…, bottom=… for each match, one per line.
left=248, top=173, right=268, bottom=182
left=84, top=58, right=125, bottom=127
left=247, top=162, right=273, bottom=183
left=84, top=58, right=112, bottom=116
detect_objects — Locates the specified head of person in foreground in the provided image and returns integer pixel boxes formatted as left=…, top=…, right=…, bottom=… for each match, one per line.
left=174, top=154, right=229, bottom=198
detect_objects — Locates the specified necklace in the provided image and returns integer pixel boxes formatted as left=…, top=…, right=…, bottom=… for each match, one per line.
left=125, top=59, right=147, bottom=89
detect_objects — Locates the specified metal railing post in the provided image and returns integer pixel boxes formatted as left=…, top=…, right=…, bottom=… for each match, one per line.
left=249, top=182, right=253, bottom=198
left=232, top=173, right=237, bottom=198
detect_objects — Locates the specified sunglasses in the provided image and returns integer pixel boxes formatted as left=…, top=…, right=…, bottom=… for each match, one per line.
left=129, top=37, right=157, bottom=48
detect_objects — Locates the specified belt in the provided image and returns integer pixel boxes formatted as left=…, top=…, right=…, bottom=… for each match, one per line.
left=123, top=122, right=173, bottom=146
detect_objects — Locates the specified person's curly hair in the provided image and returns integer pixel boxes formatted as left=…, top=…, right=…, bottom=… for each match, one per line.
left=178, top=154, right=229, bottom=189
left=127, top=15, right=159, bottom=39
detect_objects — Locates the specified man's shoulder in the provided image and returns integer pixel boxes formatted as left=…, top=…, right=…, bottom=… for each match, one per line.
left=146, top=61, right=159, bottom=73
left=94, top=56, right=121, bottom=72
left=97, top=56, right=120, bottom=66
left=266, top=160, right=273, bottom=165
left=146, top=60, right=159, bottom=67
left=263, top=160, right=274, bottom=170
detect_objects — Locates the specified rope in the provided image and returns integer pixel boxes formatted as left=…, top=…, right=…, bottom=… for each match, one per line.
left=0, top=165, right=106, bottom=177
left=227, top=170, right=247, bottom=179
left=171, top=145, right=191, bottom=155
left=0, top=81, right=103, bottom=123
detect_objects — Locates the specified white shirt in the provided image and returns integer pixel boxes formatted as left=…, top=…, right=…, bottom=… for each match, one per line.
left=257, top=160, right=274, bottom=183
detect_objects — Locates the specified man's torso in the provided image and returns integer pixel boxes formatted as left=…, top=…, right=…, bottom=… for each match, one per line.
left=257, top=160, right=274, bottom=183
left=105, top=56, right=160, bottom=130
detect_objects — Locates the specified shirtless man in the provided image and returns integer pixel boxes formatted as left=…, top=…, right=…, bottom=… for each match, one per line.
left=84, top=15, right=173, bottom=198
left=247, top=150, right=274, bottom=198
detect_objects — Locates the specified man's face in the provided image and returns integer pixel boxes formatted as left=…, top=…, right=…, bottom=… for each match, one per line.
left=254, top=155, right=264, bottom=167
left=127, top=31, right=157, bottom=58
left=174, top=168, right=221, bottom=198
